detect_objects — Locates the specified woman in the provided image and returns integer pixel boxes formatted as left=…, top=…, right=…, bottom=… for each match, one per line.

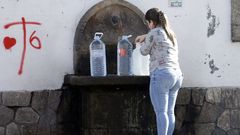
left=135, top=8, right=183, bottom=135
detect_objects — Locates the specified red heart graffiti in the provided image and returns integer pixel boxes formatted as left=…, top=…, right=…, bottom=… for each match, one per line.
left=3, top=36, right=16, bottom=49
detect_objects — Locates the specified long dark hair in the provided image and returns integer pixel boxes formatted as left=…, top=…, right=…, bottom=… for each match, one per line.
left=145, top=8, right=176, bottom=46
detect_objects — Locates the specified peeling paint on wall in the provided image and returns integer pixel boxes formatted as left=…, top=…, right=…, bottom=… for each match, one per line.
left=207, top=5, right=220, bottom=37
left=209, top=59, right=219, bottom=74
left=204, top=54, right=220, bottom=75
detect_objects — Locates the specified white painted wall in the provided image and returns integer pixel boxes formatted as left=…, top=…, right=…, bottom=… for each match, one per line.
left=0, top=0, right=239, bottom=91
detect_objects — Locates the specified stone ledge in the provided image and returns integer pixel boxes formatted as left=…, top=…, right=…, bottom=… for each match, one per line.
left=64, top=75, right=150, bottom=86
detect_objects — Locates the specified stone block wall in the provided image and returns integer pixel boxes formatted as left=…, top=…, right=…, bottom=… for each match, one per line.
left=0, top=87, right=240, bottom=135
left=175, top=87, right=240, bottom=135
left=0, top=90, right=64, bottom=135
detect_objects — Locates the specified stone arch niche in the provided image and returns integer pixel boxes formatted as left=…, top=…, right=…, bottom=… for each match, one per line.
left=74, top=0, right=148, bottom=75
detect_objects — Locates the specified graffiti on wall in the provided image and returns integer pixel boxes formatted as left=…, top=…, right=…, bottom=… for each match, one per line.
left=3, top=17, right=42, bottom=75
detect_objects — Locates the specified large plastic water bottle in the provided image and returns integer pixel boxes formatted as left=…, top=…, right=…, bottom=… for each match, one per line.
left=89, top=32, right=107, bottom=76
left=117, top=35, right=133, bottom=76
left=132, top=43, right=150, bottom=75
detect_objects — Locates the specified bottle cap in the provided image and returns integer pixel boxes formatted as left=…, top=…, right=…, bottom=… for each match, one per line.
left=122, top=35, right=132, bottom=39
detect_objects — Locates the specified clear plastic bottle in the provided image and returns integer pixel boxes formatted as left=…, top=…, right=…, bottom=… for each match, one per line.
left=89, top=32, right=107, bottom=76
left=132, top=43, right=150, bottom=76
left=117, top=35, right=133, bottom=76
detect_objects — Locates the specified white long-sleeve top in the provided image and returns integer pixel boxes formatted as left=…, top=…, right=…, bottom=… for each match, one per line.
left=140, top=27, right=180, bottom=72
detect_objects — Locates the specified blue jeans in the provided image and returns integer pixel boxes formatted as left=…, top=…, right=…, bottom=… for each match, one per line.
left=150, top=68, right=183, bottom=135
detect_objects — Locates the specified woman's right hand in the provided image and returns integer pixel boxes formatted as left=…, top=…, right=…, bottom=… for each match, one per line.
left=135, top=34, right=147, bottom=43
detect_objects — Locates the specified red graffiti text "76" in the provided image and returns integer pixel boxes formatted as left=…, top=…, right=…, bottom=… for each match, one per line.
left=3, top=17, right=42, bottom=75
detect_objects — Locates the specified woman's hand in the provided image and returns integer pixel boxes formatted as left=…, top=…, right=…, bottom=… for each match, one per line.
left=135, top=34, right=147, bottom=43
